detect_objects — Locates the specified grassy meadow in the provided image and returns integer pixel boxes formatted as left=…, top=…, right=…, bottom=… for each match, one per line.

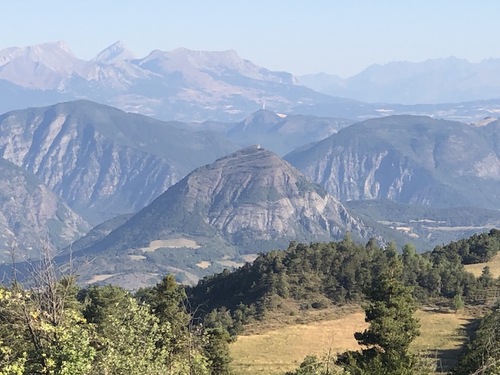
left=464, top=253, right=500, bottom=278
left=230, top=307, right=475, bottom=375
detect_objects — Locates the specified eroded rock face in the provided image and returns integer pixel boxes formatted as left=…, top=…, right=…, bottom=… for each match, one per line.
left=0, top=158, right=89, bottom=260
left=0, top=100, right=236, bottom=223
left=95, top=146, right=369, bottom=254
left=286, top=115, right=500, bottom=209
left=179, top=147, right=363, bottom=241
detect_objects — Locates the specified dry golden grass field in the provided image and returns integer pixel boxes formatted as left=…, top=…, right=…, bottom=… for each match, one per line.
left=230, top=307, right=475, bottom=375
left=464, top=253, right=500, bottom=278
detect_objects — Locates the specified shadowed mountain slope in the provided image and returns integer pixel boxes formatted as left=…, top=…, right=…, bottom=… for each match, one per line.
left=286, top=115, right=500, bottom=209
left=0, top=100, right=237, bottom=223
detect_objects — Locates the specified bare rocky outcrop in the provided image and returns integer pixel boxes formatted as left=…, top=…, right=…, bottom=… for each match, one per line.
left=0, top=158, right=89, bottom=261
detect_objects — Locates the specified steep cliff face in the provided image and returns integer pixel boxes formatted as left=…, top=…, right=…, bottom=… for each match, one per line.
left=0, top=158, right=89, bottom=261
left=286, top=115, right=500, bottom=209
left=0, top=100, right=237, bottom=222
left=151, top=146, right=366, bottom=245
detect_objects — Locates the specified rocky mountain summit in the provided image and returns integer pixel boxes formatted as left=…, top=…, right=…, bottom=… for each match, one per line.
left=92, top=41, right=136, bottom=64
left=62, top=146, right=370, bottom=285
left=119, top=146, right=367, bottom=245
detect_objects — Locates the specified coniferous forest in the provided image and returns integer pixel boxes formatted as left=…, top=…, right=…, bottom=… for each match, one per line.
left=0, top=229, right=499, bottom=374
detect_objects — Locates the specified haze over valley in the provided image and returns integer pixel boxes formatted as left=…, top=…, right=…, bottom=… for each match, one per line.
left=2, top=3, right=500, bottom=373
left=0, top=41, right=499, bottom=285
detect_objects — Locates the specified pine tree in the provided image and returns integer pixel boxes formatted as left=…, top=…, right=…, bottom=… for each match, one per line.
left=339, top=256, right=420, bottom=374
left=453, top=306, right=500, bottom=375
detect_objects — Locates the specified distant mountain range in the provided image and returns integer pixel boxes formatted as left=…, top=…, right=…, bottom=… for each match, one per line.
left=3, top=42, right=500, bottom=123
left=0, top=41, right=353, bottom=122
left=299, top=57, right=500, bottom=104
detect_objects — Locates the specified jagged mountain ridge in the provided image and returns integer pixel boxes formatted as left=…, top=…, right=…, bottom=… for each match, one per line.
left=4, top=42, right=500, bottom=122
left=286, top=115, right=500, bottom=209
left=0, top=41, right=353, bottom=121
left=0, top=100, right=237, bottom=223
left=0, top=157, right=90, bottom=261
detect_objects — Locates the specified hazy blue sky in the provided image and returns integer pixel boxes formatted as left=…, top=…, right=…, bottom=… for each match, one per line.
left=3, top=1, right=500, bottom=77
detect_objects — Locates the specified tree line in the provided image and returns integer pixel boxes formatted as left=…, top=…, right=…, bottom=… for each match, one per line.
left=0, top=228, right=499, bottom=374
left=188, top=229, right=500, bottom=334
left=0, top=261, right=232, bottom=375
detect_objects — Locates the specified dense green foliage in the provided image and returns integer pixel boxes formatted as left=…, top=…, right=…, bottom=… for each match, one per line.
left=189, top=230, right=500, bottom=334
left=454, top=305, right=500, bottom=375
left=438, top=229, right=500, bottom=264
left=1, top=229, right=499, bottom=374
left=338, top=256, right=420, bottom=374
left=0, top=272, right=232, bottom=375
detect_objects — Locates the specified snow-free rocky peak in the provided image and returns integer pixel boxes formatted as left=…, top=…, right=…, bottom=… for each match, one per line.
left=89, top=146, right=369, bottom=255
left=93, top=41, right=136, bottom=64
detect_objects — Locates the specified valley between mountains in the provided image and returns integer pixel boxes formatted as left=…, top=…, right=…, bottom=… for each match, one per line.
left=0, top=43, right=497, bottom=288
left=0, top=37, right=500, bottom=375
left=0, top=99, right=498, bottom=287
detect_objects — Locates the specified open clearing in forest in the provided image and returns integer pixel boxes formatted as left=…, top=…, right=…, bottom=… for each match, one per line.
left=140, top=238, right=201, bottom=252
left=230, top=308, right=474, bottom=375
left=196, top=261, right=211, bottom=269
left=464, top=253, right=500, bottom=278
left=412, top=309, right=475, bottom=373
left=85, top=273, right=119, bottom=284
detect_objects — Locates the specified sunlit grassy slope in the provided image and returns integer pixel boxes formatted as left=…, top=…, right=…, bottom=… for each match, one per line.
left=464, top=253, right=500, bottom=278
left=230, top=308, right=473, bottom=375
